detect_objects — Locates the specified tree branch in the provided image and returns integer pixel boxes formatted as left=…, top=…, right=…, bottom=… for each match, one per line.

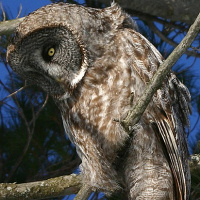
left=99, top=0, right=200, bottom=25
left=125, top=8, right=189, bottom=32
left=0, top=154, right=199, bottom=200
left=0, top=174, right=81, bottom=200
left=0, top=85, right=27, bottom=104
left=121, top=12, right=200, bottom=131
left=0, top=18, right=24, bottom=36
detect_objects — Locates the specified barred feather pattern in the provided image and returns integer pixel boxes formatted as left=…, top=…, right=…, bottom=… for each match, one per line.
left=7, top=2, right=191, bottom=199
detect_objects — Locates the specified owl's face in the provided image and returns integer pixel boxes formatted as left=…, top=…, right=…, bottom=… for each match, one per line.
left=7, top=26, right=88, bottom=99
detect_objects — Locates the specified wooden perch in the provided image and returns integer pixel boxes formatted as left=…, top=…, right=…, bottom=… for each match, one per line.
left=0, top=174, right=81, bottom=200
left=0, top=17, right=24, bottom=36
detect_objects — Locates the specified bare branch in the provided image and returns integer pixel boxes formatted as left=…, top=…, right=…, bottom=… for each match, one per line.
left=0, top=3, right=6, bottom=21
left=0, top=85, right=27, bottom=104
left=0, top=17, right=24, bottom=36
left=121, top=12, right=200, bottom=131
left=99, top=0, right=200, bottom=25
left=125, top=8, right=189, bottom=32
left=16, top=4, right=22, bottom=19
left=0, top=174, right=81, bottom=200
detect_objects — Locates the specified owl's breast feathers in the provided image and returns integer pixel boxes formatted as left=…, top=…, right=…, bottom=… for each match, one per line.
left=60, top=24, right=190, bottom=198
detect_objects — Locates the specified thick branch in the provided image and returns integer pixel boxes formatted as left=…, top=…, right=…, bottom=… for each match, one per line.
left=0, top=174, right=81, bottom=200
left=121, top=12, right=200, bottom=131
left=99, top=0, right=200, bottom=25
left=0, top=17, right=24, bottom=36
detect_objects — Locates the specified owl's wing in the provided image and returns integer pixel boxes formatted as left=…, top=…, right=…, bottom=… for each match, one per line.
left=121, top=29, right=191, bottom=200
left=153, top=73, right=191, bottom=200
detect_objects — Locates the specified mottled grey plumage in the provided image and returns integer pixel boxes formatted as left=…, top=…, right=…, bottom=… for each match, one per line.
left=7, top=3, right=191, bottom=199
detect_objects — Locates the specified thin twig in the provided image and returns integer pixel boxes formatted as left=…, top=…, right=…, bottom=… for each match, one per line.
left=0, top=3, right=6, bottom=21
left=0, top=85, right=27, bottom=103
left=16, top=4, right=22, bottom=19
left=126, top=9, right=189, bottom=32
left=147, top=21, right=200, bottom=58
left=0, top=101, right=18, bottom=113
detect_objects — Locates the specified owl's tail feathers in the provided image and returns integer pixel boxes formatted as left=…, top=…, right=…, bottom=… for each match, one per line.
left=155, top=118, right=188, bottom=200
left=155, top=73, right=191, bottom=199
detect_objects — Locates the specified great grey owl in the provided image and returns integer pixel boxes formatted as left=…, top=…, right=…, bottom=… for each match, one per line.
left=7, top=2, right=191, bottom=200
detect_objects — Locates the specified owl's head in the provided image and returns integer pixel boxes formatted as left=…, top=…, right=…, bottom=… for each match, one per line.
left=7, top=3, right=89, bottom=99
left=7, top=3, right=136, bottom=99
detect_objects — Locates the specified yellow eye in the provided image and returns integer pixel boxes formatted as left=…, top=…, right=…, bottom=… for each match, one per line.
left=48, top=48, right=55, bottom=57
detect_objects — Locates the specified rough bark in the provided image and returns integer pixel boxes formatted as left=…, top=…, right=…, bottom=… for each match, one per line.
left=0, top=18, right=24, bottom=36
left=0, top=174, right=81, bottom=200
left=99, top=0, right=200, bottom=25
